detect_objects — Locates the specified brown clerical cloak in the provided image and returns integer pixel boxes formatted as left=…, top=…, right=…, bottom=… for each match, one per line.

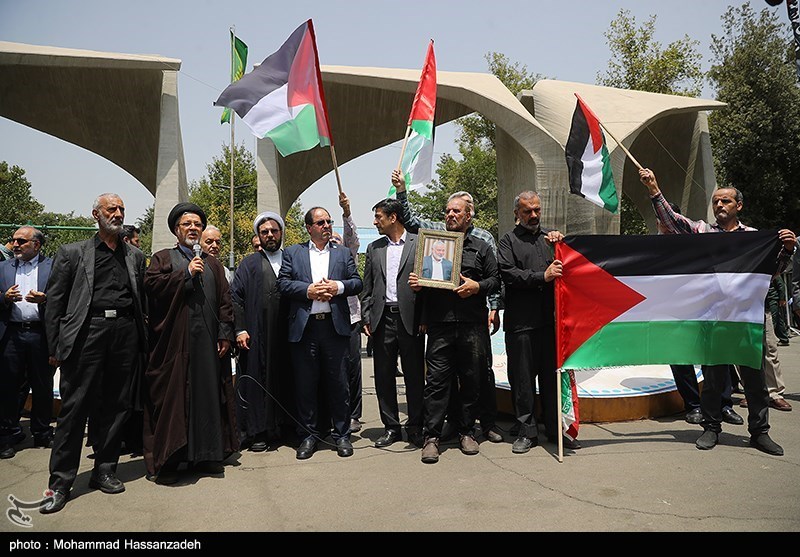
left=142, top=246, right=238, bottom=476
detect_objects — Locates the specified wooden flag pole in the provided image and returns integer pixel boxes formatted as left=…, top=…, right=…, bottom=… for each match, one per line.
left=557, top=368, right=564, bottom=463
left=396, top=125, right=412, bottom=172
left=329, top=145, right=343, bottom=195
left=598, top=121, right=643, bottom=170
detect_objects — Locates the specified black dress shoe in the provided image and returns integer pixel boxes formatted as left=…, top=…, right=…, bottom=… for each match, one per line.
left=336, top=437, right=354, bottom=457
left=249, top=440, right=268, bottom=452
left=296, top=437, right=317, bottom=460
left=722, top=407, right=744, bottom=425
left=88, top=472, right=125, bottom=494
left=374, top=430, right=401, bottom=448
left=194, top=461, right=224, bottom=474
left=750, top=433, right=783, bottom=456
left=40, top=489, right=70, bottom=514
left=685, top=408, right=703, bottom=424
left=33, top=432, right=55, bottom=448
left=0, top=444, right=15, bottom=459
left=350, top=419, right=362, bottom=433
left=406, top=429, right=425, bottom=448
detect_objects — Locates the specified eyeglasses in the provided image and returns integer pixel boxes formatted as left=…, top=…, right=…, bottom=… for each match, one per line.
left=11, top=238, right=31, bottom=245
left=313, top=219, right=334, bottom=227
left=260, top=229, right=280, bottom=236
left=178, top=221, right=203, bottom=229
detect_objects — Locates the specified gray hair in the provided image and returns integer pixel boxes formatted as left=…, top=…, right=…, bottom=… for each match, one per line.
left=447, top=191, right=475, bottom=217
left=513, top=191, right=540, bottom=211
left=16, top=226, right=45, bottom=245
left=204, top=224, right=221, bottom=234
left=92, top=193, right=122, bottom=211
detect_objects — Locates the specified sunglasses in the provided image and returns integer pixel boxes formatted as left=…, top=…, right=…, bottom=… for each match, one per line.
left=313, top=219, right=334, bottom=227
left=11, top=238, right=31, bottom=245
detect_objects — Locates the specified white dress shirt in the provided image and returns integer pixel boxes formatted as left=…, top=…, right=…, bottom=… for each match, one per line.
left=431, top=258, right=444, bottom=280
left=385, top=231, right=406, bottom=304
left=11, top=257, right=40, bottom=322
left=308, top=241, right=344, bottom=315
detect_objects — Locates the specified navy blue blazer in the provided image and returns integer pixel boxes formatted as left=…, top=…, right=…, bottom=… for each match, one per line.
left=277, top=241, right=363, bottom=342
left=0, top=254, right=53, bottom=340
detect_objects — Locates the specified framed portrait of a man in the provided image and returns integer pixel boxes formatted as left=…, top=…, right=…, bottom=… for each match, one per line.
left=414, top=229, right=463, bottom=290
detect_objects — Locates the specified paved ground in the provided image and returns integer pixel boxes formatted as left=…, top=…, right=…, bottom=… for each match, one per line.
left=1, top=340, right=799, bottom=535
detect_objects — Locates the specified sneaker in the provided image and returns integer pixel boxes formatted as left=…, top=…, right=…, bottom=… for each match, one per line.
left=459, top=434, right=480, bottom=456
left=750, top=433, right=783, bottom=456
left=421, top=437, right=440, bottom=464
left=696, top=430, right=718, bottom=450
left=511, top=436, right=536, bottom=454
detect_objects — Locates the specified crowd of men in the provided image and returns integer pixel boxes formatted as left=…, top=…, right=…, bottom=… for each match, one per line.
left=0, top=168, right=795, bottom=514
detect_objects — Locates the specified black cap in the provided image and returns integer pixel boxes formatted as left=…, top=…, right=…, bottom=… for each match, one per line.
left=167, top=202, right=207, bottom=235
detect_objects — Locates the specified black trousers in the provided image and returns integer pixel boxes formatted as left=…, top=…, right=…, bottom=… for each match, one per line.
left=701, top=363, right=769, bottom=435
left=423, top=322, right=486, bottom=438
left=289, top=318, right=350, bottom=441
left=49, top=316, right=137, bottom=491
left=346, top=324, right=363, bottom=422
left=372, top=309, right=425, bottom=433
left=0, top=325, right=54, bottom=443
left=444, top=333, right=497, bottom=431
left=670, top=365, right=701, bottom=412
left=505, top=327, right=557, bottom=439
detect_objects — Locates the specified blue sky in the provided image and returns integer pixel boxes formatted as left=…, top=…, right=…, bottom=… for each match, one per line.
left=0, top=0, right=771, bottom=229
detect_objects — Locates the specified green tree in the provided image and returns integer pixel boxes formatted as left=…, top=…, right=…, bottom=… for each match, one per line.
left=0, top=161, right=44, bottom=225
left=37, top=212, right=96, bottom=257
left=136, top=204, right=154, bottom=256
left=189, top=143, right=257, bottom=267
left=408, top=53, right=542, bottom=238
left=598, top=9, right=704, bottom=234
left=708, top=3, right=800, bottom=232
left=282, top=200, right=308, bottom=248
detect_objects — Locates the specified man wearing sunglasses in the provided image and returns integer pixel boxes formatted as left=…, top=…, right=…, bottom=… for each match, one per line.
left=1, top=227, right=54, bottom=460
left=277, top=206, right=363, bottom=460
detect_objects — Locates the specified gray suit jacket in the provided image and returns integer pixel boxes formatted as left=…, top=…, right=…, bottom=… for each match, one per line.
left=361, top=232, right=420, bottom=336
left=44, top=235, right=147, bottom=361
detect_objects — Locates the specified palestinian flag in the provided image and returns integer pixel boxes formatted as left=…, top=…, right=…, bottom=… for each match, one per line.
left=389, top=40, right=436, bottom=196
left=214, top=19, right=332, bottom=156
left=561, top=370, right=579, bottom=441
left=555, top=231, right=781, bottom=370
left=565, top=94, right=618, bottom=213
left=220, top=30, right=248, bottom=125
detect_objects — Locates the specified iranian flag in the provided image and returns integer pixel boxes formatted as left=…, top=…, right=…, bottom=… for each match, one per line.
left=390, top=40, right=436, bottom=196
left=220, top=30, right=248, bottom=125
left=555, top=231, right=781, bottom=370
left=565, top=93, right=619, bottom=213
left=214, top=19, right=332, bottom=156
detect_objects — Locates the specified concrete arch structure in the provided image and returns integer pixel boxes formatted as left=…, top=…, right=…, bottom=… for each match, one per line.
left=0, top=41, right=187, bottom=251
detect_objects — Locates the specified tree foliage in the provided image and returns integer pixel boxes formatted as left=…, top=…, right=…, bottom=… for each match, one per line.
left=708, top=3, right=800, bottom=232
left=409, top=53, right=543, bottom=238
left=282, top=200, right=308, bottom=248
left=0, top=161, right=44, bottom=226
left=136, top=204, right=154, bottom=256
left=598, top=9, right=704, bottom=235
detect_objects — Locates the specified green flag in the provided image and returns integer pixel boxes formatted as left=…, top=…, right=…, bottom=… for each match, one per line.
left=221, top=30, right=248, bottom=124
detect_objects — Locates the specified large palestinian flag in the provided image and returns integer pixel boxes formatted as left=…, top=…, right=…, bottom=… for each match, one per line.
left=555, top=231, right=781, bottom=370
left=214, top=20, right=332, bottom=156
left=565, top=94, right=619, bottom=213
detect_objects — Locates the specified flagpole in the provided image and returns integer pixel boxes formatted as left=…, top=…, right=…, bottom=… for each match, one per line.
left=329, top=145, right=343, bottom=195
left=598, top=121, right=643, bottom=171
left=557, top=367, right=564, bottom=463
left=228, top=26, right=236, bottom=271
left=395, top=125, right=412, bottom=172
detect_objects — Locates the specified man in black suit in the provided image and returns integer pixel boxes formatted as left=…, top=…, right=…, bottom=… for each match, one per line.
left=40, top=193, right=147, bottom=514
left=277, top=206, right=363, bottom=460
left=362, top=198, right=425, bottom=449
left=0, top=226, right=54, bottom=459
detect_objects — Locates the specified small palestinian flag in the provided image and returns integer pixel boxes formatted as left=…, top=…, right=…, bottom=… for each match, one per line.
left=214, top=19, right=332, bottom=156
left=565, top=93, right=618, bottom=213
left=555, top=231, right=781, bottom=369
left=561, top=370, right=579, bottom=441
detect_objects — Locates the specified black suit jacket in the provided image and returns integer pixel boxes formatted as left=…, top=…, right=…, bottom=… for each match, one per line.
left=0, top=253, right=53, bottom=340
left=361, top=232, right=419, bottom=336
left=44, top=235, right=147, bottom=361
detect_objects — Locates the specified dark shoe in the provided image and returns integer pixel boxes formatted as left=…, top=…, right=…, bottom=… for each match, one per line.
left=512, top=436, right=536, bottom=454
left=350, top=419, right=362, bottom=432
left=685, top=408, right=703, bottom=424
left=249, top=440, right=268, bottom=452
left=0, top=444, right=15, bottom=459
left=459, top=434, right=480, bottom=455
left=336, top=437, right=354, bottom=457
left=739, top=398, right=748, bottom=408
left=39, top=489, right=69, bottom=514
left=509, top=423, right=521, bottom=437
left=721, top=407, right=744, bottom=425
left=296, top=437, right=317, bottom=460
left=406, top=428, right=424, bottom=448
left=750, top=433, right=784, bottom=456
left=769, top=397, right=793, bottom=412
left=561, top=436, right=582, bottom=450
left=11, top=431, right=26, bottom=445
left=778, top=339, right=790, bottom=346
left=88, top=472, right=125, bottom=494
left=440, top=421, right=458, bottom=442
left=194, top=461, right=224, bottom=474
left=483, top=427, right=504, bottom=443
left=421, top=437, right=439, bottom=463
left=153, top=467, right=179, bottom=485
left=374, top=430, right=401, bottom=448
left=696, top=430, right=718, bottom=450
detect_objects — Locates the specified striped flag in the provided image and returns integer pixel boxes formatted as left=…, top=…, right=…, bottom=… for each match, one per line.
left=555, top=231, right=781, bottom=369
left=220, top=30, right=248, bottom=125
left=214, top=20, right=332, bottom=156
left=389, top=40, right=436, bottom=196
left=561, top=370, right=579, bottom=441
left=565, top=94, right=619, bottom=213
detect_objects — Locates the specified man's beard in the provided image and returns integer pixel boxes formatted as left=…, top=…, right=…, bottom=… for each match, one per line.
left=180, top=236, right=197, bottom=249
left=263, top=240, right=280, bottom=253
left=97, top=213, right=123, bottom=235
left=519, top=219, right=540, bottom=232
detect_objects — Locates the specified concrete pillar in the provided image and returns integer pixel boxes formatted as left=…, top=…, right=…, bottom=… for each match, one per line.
left=256, top=138, right=286, bottom=216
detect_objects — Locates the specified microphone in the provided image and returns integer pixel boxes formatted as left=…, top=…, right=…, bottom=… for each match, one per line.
left=192, top=242, right=204, bottom=287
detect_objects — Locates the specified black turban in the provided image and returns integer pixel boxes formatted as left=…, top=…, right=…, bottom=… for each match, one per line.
left=167, top=202, right=207, bottom=235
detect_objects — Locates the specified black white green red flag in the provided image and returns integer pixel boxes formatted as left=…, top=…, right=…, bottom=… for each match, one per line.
left=555, top=231, right=781, bottom=369
left=565, top=94, right=619, bottom=213
left=214, top=20, right=332, bottom=156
